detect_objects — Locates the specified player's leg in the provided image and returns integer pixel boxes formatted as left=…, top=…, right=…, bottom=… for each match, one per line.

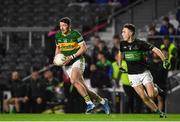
left=144, top=82, right=165, bottom=112
left=70, top=68, right=88, bottom=96
left=157, top=95, right=164, bottom=111
left=134, top=85, right=166, bottom=118
left=142, top=71, right=166, bottom=118
left=79, top=75, right=102, bottom=102
left=143, top=71, right=158, bottom=99
left=133, top=84, right=158, bottom=111
left=79, top=75, right=110, bottom=114
left=64, top=59, right=95, bottom=113
left=144, top=82, right=158, bottom=99
left=70, top=67, right=95, bottom=113
left=129, top=73, right=166, bottom=118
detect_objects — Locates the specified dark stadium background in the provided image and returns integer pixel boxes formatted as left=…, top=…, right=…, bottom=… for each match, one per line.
left=0, top=0, right=180, bottom=116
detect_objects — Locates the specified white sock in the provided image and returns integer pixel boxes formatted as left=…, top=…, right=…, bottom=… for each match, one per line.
left=100, top=98, right=105, bottom=105
left=86, top=101, right=94, bottom=105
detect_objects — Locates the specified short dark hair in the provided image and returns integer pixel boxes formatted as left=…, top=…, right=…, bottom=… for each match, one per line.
left=123, top=23, right=136, bottom=35
left=60, top=17, right=71, bottom=25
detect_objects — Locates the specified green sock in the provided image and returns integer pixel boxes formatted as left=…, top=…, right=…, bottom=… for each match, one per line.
left=84, top=95, right=91, bottom=103
left=154, top=109, right=162, bottom=114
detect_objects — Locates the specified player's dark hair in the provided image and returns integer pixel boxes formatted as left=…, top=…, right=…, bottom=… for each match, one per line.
left=60, top=17, right=71, bottom=25
left=123, top=23, right=136, bottom=35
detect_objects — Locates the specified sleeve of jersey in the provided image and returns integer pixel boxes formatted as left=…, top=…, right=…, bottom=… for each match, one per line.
left=76, top=31, right=84, bottom=44
left=142, top=41, right=154, bottom=51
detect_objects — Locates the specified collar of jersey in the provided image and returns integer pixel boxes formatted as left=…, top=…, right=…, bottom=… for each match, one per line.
left=127, top=38, right=136, bottom=43
left=62, top=29, right=72, bottom=36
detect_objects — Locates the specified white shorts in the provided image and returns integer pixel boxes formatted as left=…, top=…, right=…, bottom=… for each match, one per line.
left=63, top=57, right=85, bottom=78
left=128, top=70, right=153, bottom=87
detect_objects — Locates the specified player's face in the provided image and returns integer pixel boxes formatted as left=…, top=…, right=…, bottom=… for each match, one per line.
left=122, top=28, right=132, bottom=41
left=60, top=22, right=70, bottom=35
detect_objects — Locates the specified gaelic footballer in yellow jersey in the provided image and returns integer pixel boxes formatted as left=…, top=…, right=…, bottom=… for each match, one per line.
left=54, top=17, right=110, bottom=114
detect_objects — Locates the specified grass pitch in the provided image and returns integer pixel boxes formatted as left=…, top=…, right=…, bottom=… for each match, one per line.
left=0, top=114, right=180, bottom=121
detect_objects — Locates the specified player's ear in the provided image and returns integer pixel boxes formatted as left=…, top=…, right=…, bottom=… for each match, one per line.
left=128, top=30, right=132, bottom=36
left=130, top=30, right=134, bottom=36
left=69, top=25, right=71, bottom=29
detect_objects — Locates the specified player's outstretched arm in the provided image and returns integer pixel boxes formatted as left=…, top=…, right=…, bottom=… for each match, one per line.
left=152, top=47, right=170, bottom=69
left=152, top=47, right=166, bottom=61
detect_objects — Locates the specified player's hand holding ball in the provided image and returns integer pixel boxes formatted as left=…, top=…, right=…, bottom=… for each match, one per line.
left=63, top=56, right=72, bottom=65
left=63, top=54, right=76, bottom=65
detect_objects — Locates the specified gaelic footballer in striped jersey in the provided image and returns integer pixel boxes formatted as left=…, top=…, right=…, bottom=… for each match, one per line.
left=54, top=17, right=110, bottom=114
left=119, top=23, right=169, bottom=118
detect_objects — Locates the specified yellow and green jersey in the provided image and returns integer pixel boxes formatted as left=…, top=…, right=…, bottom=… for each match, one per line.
left=55, top=29, right=84, bottom=65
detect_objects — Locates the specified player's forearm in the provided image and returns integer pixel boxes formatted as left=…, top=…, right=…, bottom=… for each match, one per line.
left=152, top=47, right=166, bottom=61
left=75, top=46, right=87, bottom=57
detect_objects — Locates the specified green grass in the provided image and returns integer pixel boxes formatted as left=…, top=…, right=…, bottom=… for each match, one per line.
left=0, top=114, right=180, bottom=121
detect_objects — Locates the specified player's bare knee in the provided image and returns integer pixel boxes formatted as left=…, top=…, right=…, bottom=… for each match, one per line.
left=70, top=78, right=76, bottom=85
left=148, top=93, right=155, bottom=98
left=70, top=76, right=78, bottom=83
left=70, top=76, right=81, bottom=85
left=149, top=89, right=158, bottom=98
left=71, top=80, right=79, bottom=87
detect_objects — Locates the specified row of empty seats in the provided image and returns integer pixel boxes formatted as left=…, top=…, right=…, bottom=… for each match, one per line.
left=0, top=0, right=118, bottom=27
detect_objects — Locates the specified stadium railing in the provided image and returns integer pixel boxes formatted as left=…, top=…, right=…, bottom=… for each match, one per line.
left=0, top=27, right=52, bottom=49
